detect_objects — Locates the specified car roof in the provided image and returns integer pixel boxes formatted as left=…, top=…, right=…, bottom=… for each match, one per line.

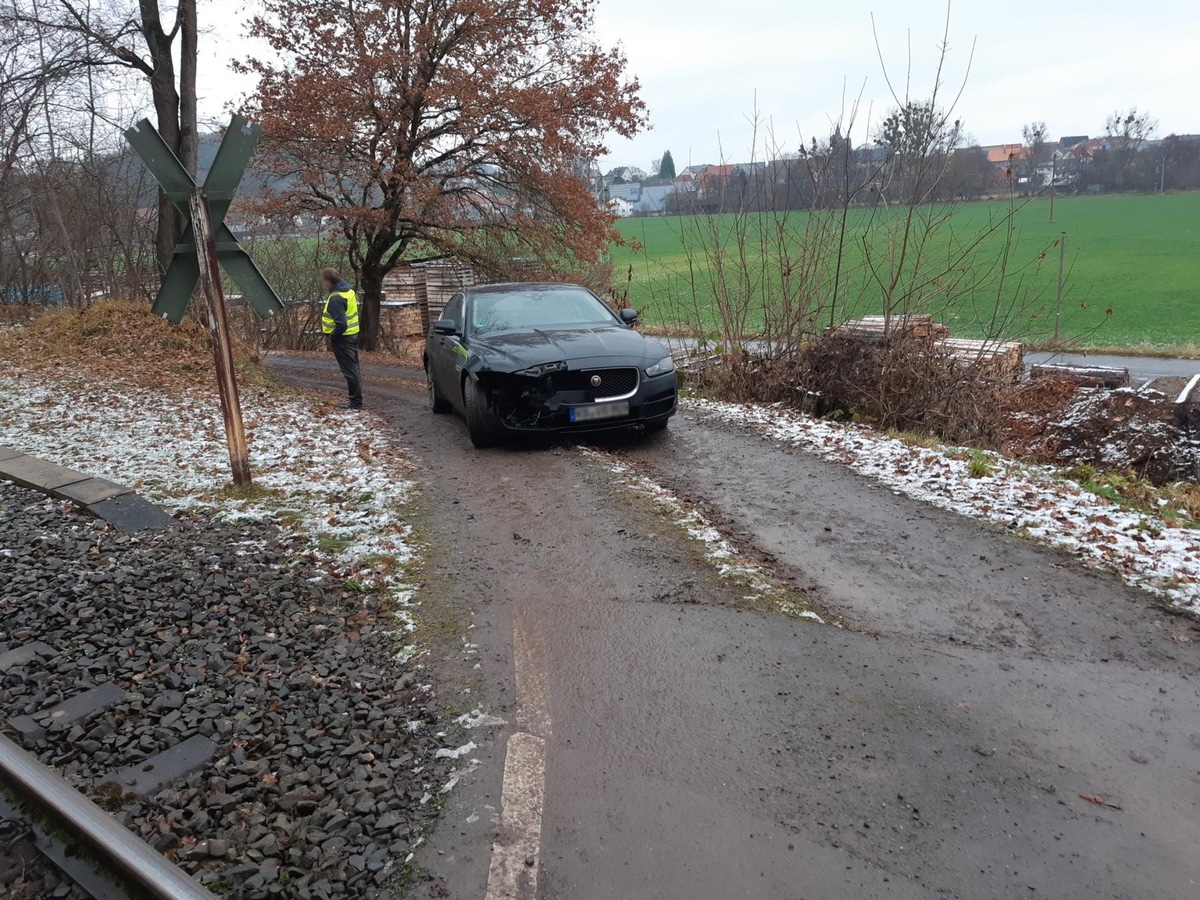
left=465, top=282, right=590, bottom=296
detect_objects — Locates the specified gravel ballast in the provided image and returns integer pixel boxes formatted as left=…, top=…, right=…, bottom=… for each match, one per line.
left=0, top=483, right=457, bottom=899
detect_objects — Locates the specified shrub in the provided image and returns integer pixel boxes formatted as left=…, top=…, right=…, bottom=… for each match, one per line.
left=793, top=333, right=1010, bottom=446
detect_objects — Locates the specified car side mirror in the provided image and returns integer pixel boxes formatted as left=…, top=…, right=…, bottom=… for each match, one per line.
left=433, top=319, right=458, bottom=336
left=619, top=308, right=639, bottom=325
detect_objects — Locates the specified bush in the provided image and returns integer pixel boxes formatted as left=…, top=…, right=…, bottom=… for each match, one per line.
left=793, top=334, right=1009, bottom=446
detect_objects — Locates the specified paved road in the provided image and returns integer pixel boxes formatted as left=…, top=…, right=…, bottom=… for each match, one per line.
left=271, top=355, right=1200, bottom=900
left=1025, top=350, right=1200, bottom=384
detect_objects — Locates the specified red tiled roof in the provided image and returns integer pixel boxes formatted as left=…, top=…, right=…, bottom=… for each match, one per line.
left=981, top=144, right=1024, bottom=165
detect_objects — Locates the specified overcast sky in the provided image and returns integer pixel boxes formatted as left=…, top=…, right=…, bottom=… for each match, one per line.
left=202, top=0, right=1200, bottom=171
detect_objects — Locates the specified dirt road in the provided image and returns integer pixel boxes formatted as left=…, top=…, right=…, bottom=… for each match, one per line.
left=269, top=354, right=1200, bottom=900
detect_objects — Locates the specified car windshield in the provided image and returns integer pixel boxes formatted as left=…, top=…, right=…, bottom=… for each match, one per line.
left=470, top=287, right=618, bottom=335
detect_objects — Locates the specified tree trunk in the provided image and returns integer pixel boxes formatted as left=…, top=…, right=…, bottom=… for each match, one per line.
left=178, top=0, right=198, bottom=176
left=358, top=265, right=384, bottom=352
left=139, top=0, right=185, bottom=272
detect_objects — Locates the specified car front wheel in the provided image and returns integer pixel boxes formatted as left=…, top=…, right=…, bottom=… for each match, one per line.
left=463, top=378, right=505, bottom=448
left=427, top=365, right=452, bottom=414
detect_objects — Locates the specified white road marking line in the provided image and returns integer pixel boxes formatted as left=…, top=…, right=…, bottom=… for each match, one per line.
left=484, top=731, right=547, bottom=900
left=512, top=608, right=552, bottom=738
left=484, top=610, right=551, bottom=900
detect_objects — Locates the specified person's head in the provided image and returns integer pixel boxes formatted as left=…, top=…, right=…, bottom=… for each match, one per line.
left=320, top=267, right=341, bottom=290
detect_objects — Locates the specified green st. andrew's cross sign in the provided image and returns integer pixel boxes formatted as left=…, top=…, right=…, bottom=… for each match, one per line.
left=123, top=115, right=284, bottom=323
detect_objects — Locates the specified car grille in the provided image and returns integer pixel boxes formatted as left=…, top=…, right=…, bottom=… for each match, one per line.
left=553, top=367, right=639, bottom=400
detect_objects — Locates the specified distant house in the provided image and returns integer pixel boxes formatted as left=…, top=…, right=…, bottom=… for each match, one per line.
left=608, top=197, right=635, bottom=217
left=1058, top=135, right=1089, bottom=151
left=980, top=143, right=1025, bottom=169
left=608, top=182, right=642, bottom=203
left=1068, top=138, right=1113, bottom=163
left=1034, top=157, right=1057, bottom=185
left=635, top=184, right=677, bottom=215
left=696, top=164, right=737, bottom=190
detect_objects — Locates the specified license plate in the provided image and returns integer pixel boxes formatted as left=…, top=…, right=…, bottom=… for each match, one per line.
left=570, top=401, right=630, bottom=423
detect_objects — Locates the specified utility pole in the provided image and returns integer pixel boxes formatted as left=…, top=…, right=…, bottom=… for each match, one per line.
left=189, top=188, right=252, bottom=487
left=1049, top=154, right=1057, bottom=224
left=1054, top=231, right=1067, bottom=344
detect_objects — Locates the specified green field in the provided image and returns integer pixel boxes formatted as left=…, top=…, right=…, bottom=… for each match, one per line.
left=611, top=193, right=1200, bottom=350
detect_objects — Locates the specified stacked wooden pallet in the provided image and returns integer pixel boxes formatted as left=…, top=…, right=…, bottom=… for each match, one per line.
left=378, top=303, right=424, bottom=343
left=382, top=262, right=477, bottom=333
left=421, top=261, right=476, bottom=324
left=937, top=338, right=1025, bottom=382
left=381, top=266, right=430, bottom=333
left=832, top=314, right=949, bottom=341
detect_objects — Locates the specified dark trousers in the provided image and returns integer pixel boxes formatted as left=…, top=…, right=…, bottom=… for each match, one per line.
left=331, top=335, right=363, bottom=406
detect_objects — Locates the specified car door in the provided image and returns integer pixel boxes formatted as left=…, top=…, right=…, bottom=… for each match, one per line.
left=431, top=293, right=467, bottom=407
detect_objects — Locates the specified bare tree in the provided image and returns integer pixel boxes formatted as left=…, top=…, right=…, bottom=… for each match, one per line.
left=1103, top=107, right=1157, bottom=188
left=0, top=2, right=161, bottom=306
left=1021, top=121, right=1049, bottom=186
left=3, top=0, right=198, bottom=270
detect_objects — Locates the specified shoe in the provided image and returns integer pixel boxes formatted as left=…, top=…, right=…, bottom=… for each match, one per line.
left=338, top=402, right=363, bottom=410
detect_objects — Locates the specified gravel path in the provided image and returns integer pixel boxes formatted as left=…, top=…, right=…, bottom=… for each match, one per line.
left=0, top=483, right=455, bottom=899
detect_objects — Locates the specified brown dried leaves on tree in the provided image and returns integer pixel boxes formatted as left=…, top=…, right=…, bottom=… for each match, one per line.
left=236, top=0, right=646, bottom=348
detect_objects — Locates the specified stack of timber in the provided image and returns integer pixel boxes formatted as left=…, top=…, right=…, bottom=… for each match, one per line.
left=938, top=338, right=1025, bottom=382
left=831, top=312, right=1024, bottom=383
left=830, top=314, right=948, bottom=342
left=377, top=303, right=424, bottom=344
left=421, top=261, right=476, bottom=324
left=381, top=261, right=476, bottom=333
left=381, top=266, right=429, bottom=334
left=1029, top=363, right=1130, bottom=389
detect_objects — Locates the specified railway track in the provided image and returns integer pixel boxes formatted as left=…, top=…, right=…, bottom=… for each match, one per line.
left=0, top=476, right=455, bottom=899
left=0, top=734, right=211, bottom=899
left=0, top=643, right=213, bottom=899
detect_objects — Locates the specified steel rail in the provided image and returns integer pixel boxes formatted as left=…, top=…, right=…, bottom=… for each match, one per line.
left=0, top=733, right=213, bottom=899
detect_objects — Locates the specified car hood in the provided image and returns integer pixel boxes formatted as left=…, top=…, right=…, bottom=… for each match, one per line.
left=470, top=327, right=665, bottom=370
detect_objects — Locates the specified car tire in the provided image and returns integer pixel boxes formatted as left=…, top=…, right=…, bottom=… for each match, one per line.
left=464, top=378, right=504, bottom=448
left=427, top=365, right=452, bottom=414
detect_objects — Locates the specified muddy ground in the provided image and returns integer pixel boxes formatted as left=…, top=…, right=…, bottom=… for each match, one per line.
left=269, top=354, right=1200, bottom=900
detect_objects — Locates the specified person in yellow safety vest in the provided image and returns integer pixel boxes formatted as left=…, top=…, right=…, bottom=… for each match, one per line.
left=320, top=267, right=363, bottom=409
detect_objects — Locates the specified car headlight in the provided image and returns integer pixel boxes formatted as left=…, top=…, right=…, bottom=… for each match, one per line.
left=644, top=356, right=676, bottom=377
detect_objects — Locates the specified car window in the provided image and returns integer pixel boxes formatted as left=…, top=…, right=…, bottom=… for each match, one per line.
left=442, top=293, right=464, bottom=330
left=471, top=287, right=619, bottom=335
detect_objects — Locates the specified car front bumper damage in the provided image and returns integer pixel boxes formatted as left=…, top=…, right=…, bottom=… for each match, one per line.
left=478, top=367, right=677, bottom=433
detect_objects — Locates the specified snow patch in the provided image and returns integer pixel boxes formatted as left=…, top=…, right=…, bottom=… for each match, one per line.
left=582, top=447, right=823, bottom=621
left=0, top=373, right=421, bottom=633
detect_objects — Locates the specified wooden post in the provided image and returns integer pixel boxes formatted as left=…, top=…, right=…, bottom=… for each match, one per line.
left=1054, top=231, right=1067, bottom=345
left=189, top=188, right=252, bottom=486
left=1049, top=154, right=1056, bottom=224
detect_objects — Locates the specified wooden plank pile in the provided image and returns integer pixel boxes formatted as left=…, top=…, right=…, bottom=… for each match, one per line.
left=830, top=314, right=949, bottom=341
left=421, top=261, right=476, bottom=324
left=381, top=266, right=430, bottom=334
left=1030, top=363, right=1130, bottom=389
left=378, top=303, right=423, bottom=343
left=381, top=261, right=476, bottom=334
left=830, top=312, right=1026, bottom=383
left=939, top=338, right=1025, bottom=382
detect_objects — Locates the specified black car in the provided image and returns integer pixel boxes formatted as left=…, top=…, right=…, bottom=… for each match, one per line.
left=423, top=283, right=678, bottom=447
